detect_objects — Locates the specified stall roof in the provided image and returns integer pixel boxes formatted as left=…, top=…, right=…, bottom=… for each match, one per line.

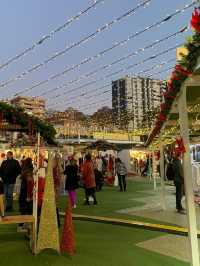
left=146, top=73, right=200, bottom=148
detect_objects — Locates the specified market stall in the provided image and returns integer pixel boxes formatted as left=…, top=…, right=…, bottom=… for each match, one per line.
left=145, top=8, right=200, bottom=266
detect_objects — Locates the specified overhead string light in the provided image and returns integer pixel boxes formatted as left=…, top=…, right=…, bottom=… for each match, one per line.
left=48, top=43, right=182, bottom=109
left=50, top=78, right=163, bottom=111
left=48, top=44, right=180, bottom=109
left=57, top=96, right=112, bottom=113
left=18, top=25, right=187, bottom=99
left=45, top=28, right=185, bottom=105
left=135, top=58, right=175, bottom=76
left=11, top=1, right=194, bottom=97
left=57, top=83, right=110, bottom=104
left=52, top=84, right=161, bottom=115
left=0, top=0, right=106, bottom=71
left=0, top=0, right=151, bottom=88
left=147, top=66, right=175, bottom=78
left=62, top=91, right=160, bottom=121
left=0, top=1, right=193, bottom=91
left=49, top=58, right=174, bottom=107
left=74, top=97, right=112, bottom=112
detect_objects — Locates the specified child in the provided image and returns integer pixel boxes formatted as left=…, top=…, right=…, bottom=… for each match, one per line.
left=0, top=177, right=5, bottom=220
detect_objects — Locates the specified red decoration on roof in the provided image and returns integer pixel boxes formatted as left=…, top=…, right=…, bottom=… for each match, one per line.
left=159, top=113, right=167, bottom=122
left=175, top=137, right=186, bottom=155
left=175, top=64, right=192, bottom=77
left=191, top=8, right=200, bottom=32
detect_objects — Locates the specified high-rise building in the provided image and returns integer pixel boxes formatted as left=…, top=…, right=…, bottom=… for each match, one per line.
left=112, top=76, right=162, bottom=130
left=11, top=96, right=46, bottom=119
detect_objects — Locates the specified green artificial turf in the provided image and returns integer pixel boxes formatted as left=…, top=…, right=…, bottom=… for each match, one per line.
left=0, top=221, right=188, bottom=266
left=0, top=178, right=189, bottom=266
left=59, top=179, right=171, bottom=224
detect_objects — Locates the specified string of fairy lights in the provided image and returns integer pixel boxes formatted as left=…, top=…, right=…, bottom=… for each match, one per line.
left=0, top=0, right=151, bottom=89
left=35, top=25, right=187, bottom=104
left=1, top=1, right=193, bottom=97
left=49, top=58, right=174, bottom=107
left=147, top=96, right=200, bottom=149
left=0, top=0, right=106, bottom=71
left=52, top=78, right=163, bottom=115
left=48, top=42, right=181, bottom=109
left=11, top=1, right=192, bottom=97
left=63, top=93, right=160, bottom=132
left=0, top=0, right=198, bottom=136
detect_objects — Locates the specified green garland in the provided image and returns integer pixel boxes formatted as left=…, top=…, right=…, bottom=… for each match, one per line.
left=0, top=102, right=56, bottom=145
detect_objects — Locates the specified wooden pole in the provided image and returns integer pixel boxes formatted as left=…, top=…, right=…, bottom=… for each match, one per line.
left=33, top=132, right=40, bottom=254
left=178, top=86, right=200, bottom=266
left=152, top=151, right=157, bottom=190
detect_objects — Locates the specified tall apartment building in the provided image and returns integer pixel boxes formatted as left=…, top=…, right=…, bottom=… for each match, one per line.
left=112, top=76, right=162, bottom=130
left=11, top=96, right=45, bottom=119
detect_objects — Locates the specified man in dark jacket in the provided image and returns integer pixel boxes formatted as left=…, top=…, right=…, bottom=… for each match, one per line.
left=172, top=153, right=185, bottom=214
left=0, top=151, right=21, bottom=211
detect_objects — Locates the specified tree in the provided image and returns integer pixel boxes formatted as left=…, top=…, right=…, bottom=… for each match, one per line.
left=0, top=102, right=56, bottom=144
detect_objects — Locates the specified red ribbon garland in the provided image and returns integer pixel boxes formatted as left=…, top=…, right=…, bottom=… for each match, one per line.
left=175, top=64, right=192, bottom=77
left=147, top=8, right=199, bottom=143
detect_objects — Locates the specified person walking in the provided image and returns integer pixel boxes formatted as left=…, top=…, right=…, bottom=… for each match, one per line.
left=18, top=157, right=34, bottom=232
left=94, top=156, right=103, bottom=191
left=115, top=158, right=127, bottom=192
left=64, top=159, right=79, bottom=208
left=172, top=152, right=185, bottom=214
left=0, top=151, right=21, bottom=211
left=106, top=155, right=115, bottom=186
left=82, top=154, right=98, bottom=205
left=19, top=157, right=34, bottom=216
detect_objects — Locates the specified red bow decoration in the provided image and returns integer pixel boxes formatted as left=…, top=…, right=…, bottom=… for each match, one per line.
left=160, top=103, right=166, bottom=112
left=155, top=151, right=160, bottom=161
left=164, top=91, right=176, bottom=100
left=171, top=69, right=182, bottom=81
left=175, top=137, right=186, bottom=154
left=191, top=8, right=200, bottom=32
left=159, top=113, right=167, bottom=122
left=175, top=64, right=192, bottom=77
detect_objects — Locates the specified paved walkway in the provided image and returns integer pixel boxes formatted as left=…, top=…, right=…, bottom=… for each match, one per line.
left=137, top=234, right=193, bottom=263
left=116, top=179, right=200, bottom=263
left=117, top=182, right=200, bottom=229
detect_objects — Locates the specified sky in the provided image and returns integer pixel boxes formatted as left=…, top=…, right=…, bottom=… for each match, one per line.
left=0, top=0, right=196, bottom=113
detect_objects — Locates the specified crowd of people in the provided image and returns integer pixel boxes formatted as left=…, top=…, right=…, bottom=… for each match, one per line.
left=0, top=151, right=128, bottom=224
left=0, top=147, right=186, bottom=222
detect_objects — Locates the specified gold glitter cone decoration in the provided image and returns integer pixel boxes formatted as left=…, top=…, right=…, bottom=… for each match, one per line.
left=37, top=153, right=60, bottom=254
